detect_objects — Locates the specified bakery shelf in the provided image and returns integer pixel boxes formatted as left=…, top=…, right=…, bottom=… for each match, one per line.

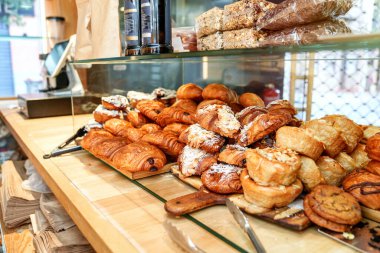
left=72, top=33, right=380, bottom=65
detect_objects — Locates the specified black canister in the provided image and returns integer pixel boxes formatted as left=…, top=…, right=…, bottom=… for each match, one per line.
left=124, top=0, right=141, bottom=56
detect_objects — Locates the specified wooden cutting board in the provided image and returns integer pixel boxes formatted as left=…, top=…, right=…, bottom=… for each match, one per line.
left=167, top=165, right=311, bottom=231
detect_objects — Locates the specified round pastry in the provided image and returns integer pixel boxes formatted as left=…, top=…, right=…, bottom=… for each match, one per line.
left=140, top=123, right=162, bottom=133
left=235, top=106, right=268, bottom=126
left=298, top=156, right=325, bottom=192
left=350, top=144, right=370, bottom=169
left=302, top=119, right=346, bottom=158
left=176, top=83, right=203, bottom=102
left=316, top=156, right=346, bottom=186
left=163, top=123, right=189, bottom=136
left=178, top=146, right=217, bottom=177
left=266, top=100, right=297, bottom=116
left=93, top=105, right=121, bottom=123
left=335, top=152, right=356, bottom=173
left=218, top=145, right=247, bottom=167
left=201, top=163, right=243, bottom=194
left=172, top=99, right=198, bottom=114
left=322, top=115, right=363, bottom=153
left=365, top=160, right=380, bottom=176
left=245, top=148, right=301, bottom=186
left=241, top=169, right=303, bottom=209
left=202, top=84, right=238, bottom=104
left=343, top=169, right=380, bottom=210
left=197, top=99, right=227, bottom=112
left=308, top=185, right=361, bottom=225
left=101, top=95, right=128, bottom=110
left=365, top=133, right=380, bottom=161
left=303, top=194, right=350, bottom=232
left=276, top=126, right=324, bottom=160
left=239, top=93, right=265, bottom=108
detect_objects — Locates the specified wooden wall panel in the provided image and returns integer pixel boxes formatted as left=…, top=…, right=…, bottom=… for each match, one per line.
left=45, top=0, right=77, bottom=39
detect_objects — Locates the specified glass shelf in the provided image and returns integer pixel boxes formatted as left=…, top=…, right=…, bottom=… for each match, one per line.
left=72, top=33, right=380, bottom=65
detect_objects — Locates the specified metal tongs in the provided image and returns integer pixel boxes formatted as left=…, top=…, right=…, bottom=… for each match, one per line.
left=43, top=126, right=86, bottom=159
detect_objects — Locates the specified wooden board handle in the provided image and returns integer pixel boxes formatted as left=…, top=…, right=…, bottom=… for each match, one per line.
left=165, top=191, right=227, bottom=216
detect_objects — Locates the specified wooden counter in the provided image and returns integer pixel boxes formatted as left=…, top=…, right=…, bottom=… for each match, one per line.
left=0, top=109, right=355, bottom=253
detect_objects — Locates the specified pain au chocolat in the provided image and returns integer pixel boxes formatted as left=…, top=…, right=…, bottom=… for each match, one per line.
left=163, top=123, right=189, bottom=136
left=136, top=100, right=166, bottom=122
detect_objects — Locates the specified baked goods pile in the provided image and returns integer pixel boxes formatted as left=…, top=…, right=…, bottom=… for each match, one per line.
left=196, top=0, right=352, bottom=50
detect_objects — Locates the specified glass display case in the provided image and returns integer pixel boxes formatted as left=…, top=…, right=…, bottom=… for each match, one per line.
left=68, top=0, right=380, bottom=251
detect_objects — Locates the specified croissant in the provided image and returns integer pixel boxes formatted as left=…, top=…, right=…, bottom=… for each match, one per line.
left=235, top=106, right=268, bottom=126
left=179, top=124, right=225, bottom=153
left=103, top=118, right=146, bottom=142
left=156, top=107, right=196, bottom=127
left=93, top=105, right=121, bottom=123
left=171, top=99, right=198, bottom=114
left=125, top=108, right=149, bottom=128
left=266, top=100, right=297, bottom=116
left=141, top=130, right=185, bottom=156
left=93, top=137, right=130, bottom=161
left=202, top=84, right=238, bottom=104
left=101, top=95, right=128, bottom=110
left=136, top=100, right=166, bottom=121
left=218, top=145, right=247, bottom=167
left=112, top=142, right=167, bottom=173
left=196, top=99, right=227, bottom=112
left=178, top=146, right=217, bottom=177
left=81, top=129, right=114, bottom=151
left=140, top=123, right=162, bottom=133
left=238, top=112, right=292, bottom=146
left=239, top=93, right=264, bottom=108
left=196, top=104, right=241, bottom=138
left=176, top=83, right=203, bottom=102
left=163, top=123, right=189, bottom=136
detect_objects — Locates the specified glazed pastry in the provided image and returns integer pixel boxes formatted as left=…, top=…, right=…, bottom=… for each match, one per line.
left=201, top=163, right=243, bottom=194
left=266, top=100, right=297, bottom=116
left=101, top=95, right=128, bottom=110
left=298, top=156, right=325, bottom=192
left=322, top=115, right=363, bottom=153
left=171, top=99, right=198, bottom=114
left=304, top=185, right=362, bottom=232
left=156, top=107, right=196, bottom=127
left=93, top=105, right=121, bottom=123
left=302, top=119, right=346, bottom=158
left=112, top=142, right=167, bottom=173
left=196, top=104, right=241, bottom=138
left=163, top=123, right=189, bottom=136
left=202, top=83, right=238, bottom=104
left=178, top=146, right=217, bottom=177
left=365, top=160, right=380, bottom=176
left=127, top=91, right=153, bottom=107
left=239, top=93, right=265, bottom=107
left=235, top=106, right=267, bottom=126
left=81, top=129, right=114, bottom=151
left=245, top=148, right=301, bottom=186
left=140, top=123, right=162, bottom=133
left=229, top=103, right=244, bottom=114
left=238, top=113, right=292, bottom=147
left=241, top=169, right=303, bottom=209
left=136, top=100, right=166, bottom=121
left=179, top=124, right=225, bottom=153
left=176, top=83, right=203, bottom=102
left=335, top=152, right=356, bottom=173
left=316, top=156, right=346, bottom=186
left=125, top=108, right=149, bottom=128
left=343, top=169, right=380, bottom=210
left=196, top=99, right=227, bottom=111
left=276, top=126, right=324, bottom=160
left=218, top=145, right=247, bottom=167
left=350, top=144, right=370, bottom=169
left=365, top=133, right=380, bottom=161
left=141, top=130, right=185, bottom=156
left=103, top=118, right=133, bottom=136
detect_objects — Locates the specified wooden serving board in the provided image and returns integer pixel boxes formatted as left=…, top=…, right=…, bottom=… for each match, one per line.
left=361, top=206, right=380, bottom=223
left=169, top=164, right=311, bottom=231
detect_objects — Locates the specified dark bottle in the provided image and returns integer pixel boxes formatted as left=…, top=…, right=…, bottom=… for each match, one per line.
left=141, top=0, right=173, bottom=54
left=124, top=0, right=141, bottom=56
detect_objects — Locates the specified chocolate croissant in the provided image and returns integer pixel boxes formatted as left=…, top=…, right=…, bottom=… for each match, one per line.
left=171, top=99, right=198, bottom=114
left=104, top=118, right=146, bottom=142
left=141, top=130, right=185, bottom=156
left=218, top=145, right=247, bottom=167
left=179, top=124, right=225, bottom=153
left=156, top=107, right=196, bottom=127
left=163, top=123, right=189, bottom=136
left=196, top=104, right=241, bottom=138
left=125, top=108, right=149, bottom=128
left=235, top=106, right=268, bottom=126
left=93, top=137, right=130, bottom=161
left=202, top=83, right=238, bottom=104
left=112, top=142, right=167, bottom=173
left=136, top=100, right=166, bottom=121
left=178, top=145, right=217, bottom=177
left=81, top=129, right=114, bottom=151
left=176, top=83, right=203, bottom=102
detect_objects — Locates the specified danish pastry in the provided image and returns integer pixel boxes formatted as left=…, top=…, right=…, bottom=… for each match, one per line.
left=101, top=95, right=128, bottom=110
left=218, top=145, right=247, bottom=167
left=316, top=156, right=346, bottom=186
left=201, top=163, right=243, bottom=194
left=179, top=124, right=225, bottom=153
left=196, top=104, right=241, bottom=138
left=93, top=105, right=121, bottom=123
left=136, top=100, right=166, bottom=121
left=245, top=148, right=301, bottom=186
left=163, top=123, right=189, bottom=136
left=141, top=130, right=185, bottom=156
left=112, top=142, right=167, bottom=172
left=156, top=107, right=196, bottom=127
left=178, top=146, right=217, bottom=177
left=235, top=106, right=267, bottom=126
left=266, top=100, right=297, bottom=116
left=171, top=99, right=198, bottom=114
left=241, top=169, right=303, bottom=209
left=239, top=93, right=265, bottom=107
left=298, top=156, right=325, bottom=192
left=365, top=133, right=380, bottom=161
left=176, top=83, right=203, bottom=102
left=276, top=126, right=324, bottom=160
left=202, top=84, right=238, bottom=104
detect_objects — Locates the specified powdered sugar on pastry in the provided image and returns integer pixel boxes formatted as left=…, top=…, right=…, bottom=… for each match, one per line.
left=94, top=105, right=120, bottom=116
left=216, top=106, right=241, bottom=132
left=102, top=95, right=128, bottom=108
left=151, top=87, right=177, bottom=99
left=127, top=91, right=154, bottom=101
left=208, top=163, right=243, bottom=175
left=239, top=121, right=254, bottom=143
left=226, top=144, right=247, bottom=151
left=187, top=124, right=222, bottom=146
left=180, top=146, right=210, bottom=176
